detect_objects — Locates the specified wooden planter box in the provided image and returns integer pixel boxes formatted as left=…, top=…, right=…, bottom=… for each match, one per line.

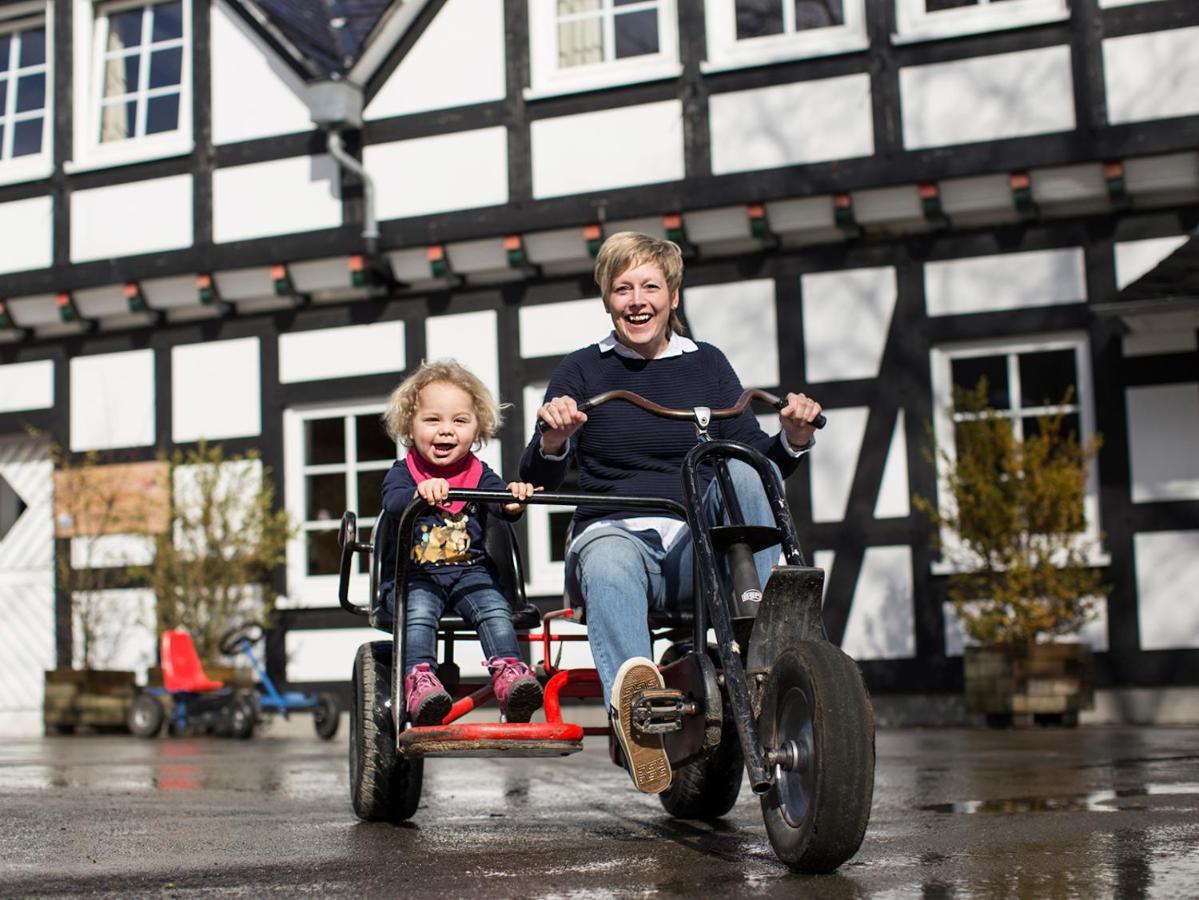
left=44, top=669, right=137, bottom=734
left=964, top=643, right=1095, bottom=727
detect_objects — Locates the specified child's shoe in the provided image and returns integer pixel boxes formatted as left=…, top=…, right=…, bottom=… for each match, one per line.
left=487, top=657, right=543, bottom=723
left=404, top=663, right=452, bottom=726
left=610, top=657, right=672, bottom=794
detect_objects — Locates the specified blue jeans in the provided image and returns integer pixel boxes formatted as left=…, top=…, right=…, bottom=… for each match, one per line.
left=565, top=460, right=779, bottom=707
left=397, top=566, right=521, bottom=676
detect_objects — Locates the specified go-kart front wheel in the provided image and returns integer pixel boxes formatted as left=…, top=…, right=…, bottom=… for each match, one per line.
left=758, top=642, right=874, bottom=873
left=128, top=693, right=165, bottom=738
left=313, top=692, right=340, bottom=740
left=349, top=641, right=422, bottom=822
left=225, top=694, right=257, bottom=740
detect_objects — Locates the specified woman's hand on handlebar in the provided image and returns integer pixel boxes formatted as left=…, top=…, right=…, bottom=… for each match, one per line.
left=537, top=395, right=588, bottom=455
left=779, top=392, right=823, bottom=451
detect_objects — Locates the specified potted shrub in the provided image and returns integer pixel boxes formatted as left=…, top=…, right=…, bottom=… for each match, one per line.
left=915, top=382, right=1108, bottom=726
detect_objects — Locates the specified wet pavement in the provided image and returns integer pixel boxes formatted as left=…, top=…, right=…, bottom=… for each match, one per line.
left=1, top=723, right=1197, bottom=897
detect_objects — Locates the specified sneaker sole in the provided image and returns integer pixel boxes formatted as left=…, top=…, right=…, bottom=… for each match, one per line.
left=502, top=680, right=544, bottom=723
left=412, top=691, right=452, bottom=727
left=612, top=659, right=672, bottom=794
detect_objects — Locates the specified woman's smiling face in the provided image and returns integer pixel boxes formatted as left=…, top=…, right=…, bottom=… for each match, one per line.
left=410, top=381, right=479, bottom=468
left=604, top=260, right=679, bottom=359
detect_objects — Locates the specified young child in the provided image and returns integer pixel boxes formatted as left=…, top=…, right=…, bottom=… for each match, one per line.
left=379, top=360, right=543, bottom=726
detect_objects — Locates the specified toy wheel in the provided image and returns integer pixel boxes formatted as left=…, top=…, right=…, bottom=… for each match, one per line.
left=226, top=694, right=257, bottom=740
left=349, top=641, right=423, bottom=822
left=313, top=692, right=340, bottom=740
left=758, top=642, right=874, bottom=873
left=128, top=694, right=166, bottom=738
left=218, top=622, right=266, bottom=656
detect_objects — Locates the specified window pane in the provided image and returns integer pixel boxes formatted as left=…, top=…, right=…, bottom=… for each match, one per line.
left=109, top=9, right=145, bottom=52
left=558, top=17, right=603, bottom=67
left=357, top=470, right=386, bottom=519
left=19, top=28, right=45, bottom=67
left=0, top=124, right=5, bottom=157
left=0, top=77, right=6, bottom=116
left=12, top=117, right=42, bottom=156
left=0, top=35, right=10, bottom=69
left=736, top=0, right=784, bottom=39
left=951, top=356, right=1009, bottom=410
left=1018, top=349, right=1076, bottom=408
left=926, top=0, right=977, bottom=10
left=145, top=92, right=180, bottom=134
left=152, top=1, right=185, bottom=42
left=15, top=72, right=44, bottom=112
left=614, top=9, right=658, bottom=58
left=306, top=529, right=340, bottom=576
left=558, top=0, right=601, bottom=12
left=1024, top=414, right=1081, bottom=444
left=149, top=47, right=182, bottom=88
left=307, top=473, right=346, bottom=522
left=795, top=0, right=844, bottom=29
left=356, top=415, right=395, bottom=462
left=100, top=99, right=137, bottom=142
left=305, top=418, right=345, bottom=465
left=358, top=526, right=372, bottom=574
left=104, top=55, right=139, bottom=99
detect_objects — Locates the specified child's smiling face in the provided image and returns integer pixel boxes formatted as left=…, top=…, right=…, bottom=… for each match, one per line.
left=411, top=381, right=479, bottom=467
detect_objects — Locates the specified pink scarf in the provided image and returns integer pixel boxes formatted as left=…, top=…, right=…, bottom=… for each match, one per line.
left=405, top=451, right=484, bottom=515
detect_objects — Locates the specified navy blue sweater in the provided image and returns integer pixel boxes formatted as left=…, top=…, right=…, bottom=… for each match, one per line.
left=519, top=342, right=802, bottom=531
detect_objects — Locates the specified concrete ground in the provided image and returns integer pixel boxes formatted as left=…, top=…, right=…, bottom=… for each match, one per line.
left=1, top=719, right=1197, bottom=898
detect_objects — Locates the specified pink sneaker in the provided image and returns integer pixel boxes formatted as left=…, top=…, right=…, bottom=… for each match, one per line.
left=404, top=663, right=451, bottom=726
left=486, top=657, right=543, bottom=723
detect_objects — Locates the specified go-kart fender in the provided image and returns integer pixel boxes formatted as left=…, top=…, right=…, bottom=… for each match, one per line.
left=746, top=566, right=827, bottom=678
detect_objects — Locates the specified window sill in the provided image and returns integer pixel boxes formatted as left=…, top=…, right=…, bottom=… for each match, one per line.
left=523, top=62, right=684, bottom=102
left=701, top=33, right=870, bottom=74
left=64, top=134, right=194, bottom=175
left=0, top=156, right=54, bottom=187
left=892, top=8, right=1069, bottom=45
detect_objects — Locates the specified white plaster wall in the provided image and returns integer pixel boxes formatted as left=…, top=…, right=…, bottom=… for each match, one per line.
left=279, top=321, right=406, bottom=384
left=531, top=101, right=685, bottom=199
left=519, top=298, right=612, bottom=358
left=0, top=196, right=52, bottom=274
left=709, top=74, right=873, bottom=175
left=900, top=45, right=1075, bottom=150
left=808, top=405, right=868, bottom=523
left=1104, top=27, right=1199, bottom=125
left=802, top=266, right=897, bottom=382
left=425, top=310, right=502, bottom=472
left=874, top=410, right=910, bottom=519
left=172, top=337, right=262, bottom=443
left=682, top=279, right=780, bottom=389
left=70, top=176, right=193, bottom=262
left=174, top=459, right=263, bottom=558
left=0, top=360, right=54, bottom=413
left=210, top=0, right=312, bottom=145
left=213, top=155, right=342, bottom=244
left=1135, top=530, right=1199, bottom=651
left=1114, top=235, right=1189, bottom=290
left=71, top=588, right=156, bottom=676
left=70, top=534, right=156, bottom=568
left=924, top=247, right=1086, bottom=316
left=1126, top=383, right=1199, bottom=503
left=841, top=545, right=916, bottom=661
left=365, top=0, right=506, bottom=119
left=366, top=127, right=509, bottom=220
left=284, top=627, right=391, bottom=682
left=70, top=350, right=155, bottom=451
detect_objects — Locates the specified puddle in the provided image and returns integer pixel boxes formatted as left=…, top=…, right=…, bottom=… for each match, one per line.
left=920, top=783, right=1199, bottom=815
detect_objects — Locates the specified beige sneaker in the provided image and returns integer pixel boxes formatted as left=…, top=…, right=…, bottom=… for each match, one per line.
left=610, top=657, right=672, bottom=794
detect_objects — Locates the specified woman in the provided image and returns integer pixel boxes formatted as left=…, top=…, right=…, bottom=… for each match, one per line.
left=519, top=232, right=822, bottom=794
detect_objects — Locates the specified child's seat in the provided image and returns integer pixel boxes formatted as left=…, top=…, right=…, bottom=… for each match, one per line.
left=161, top=629, right=225, bottom=693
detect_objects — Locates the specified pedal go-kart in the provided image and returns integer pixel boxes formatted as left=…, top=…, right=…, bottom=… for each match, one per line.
left=128, top=624, right=339, bottom=741
left=336, top=389, right=875, bottom=873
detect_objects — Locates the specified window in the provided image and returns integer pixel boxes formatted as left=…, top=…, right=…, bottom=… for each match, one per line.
left=69, top=0, right=192, bottom=172
left=527, top=0, right=680, bottom=99
left=894, top=0, right=1069, bottom=43
left=929, top=334, right=1106, bottom=569
left=704, top=0, right=868, bottom=70
left=0, top=5, right=53, bottom=185
left=283, top=403, right=398, bottom=607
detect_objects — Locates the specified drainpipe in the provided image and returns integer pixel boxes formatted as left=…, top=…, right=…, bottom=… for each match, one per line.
left=308, top=79, right=377, bottom=256
left=324, top=128, right=379, bottom=256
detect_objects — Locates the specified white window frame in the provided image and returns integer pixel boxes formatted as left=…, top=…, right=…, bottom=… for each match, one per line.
left=526, top=0, right=681, bottom=100
left=67, top=0, right=192, bottom=173
left=282, top=400, right=397, bottom=609
left=702, top=0, right=869, bottom=73
left=0, top=1, right=54, bottom=186
left=894, top=0, right=1069, bottom=44
left=928, top=333, right=1108, bottom=574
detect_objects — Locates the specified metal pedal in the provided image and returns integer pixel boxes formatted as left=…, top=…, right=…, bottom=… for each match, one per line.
left=631, top=688, right=697, bottom=735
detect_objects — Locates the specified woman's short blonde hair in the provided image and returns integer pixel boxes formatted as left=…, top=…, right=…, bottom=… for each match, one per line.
left=593, top=231, right=688, bottom=337
left=382, top=359, right=505, bottom=447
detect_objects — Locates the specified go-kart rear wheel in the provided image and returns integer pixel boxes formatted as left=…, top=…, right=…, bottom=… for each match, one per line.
left=758, top=642, right=874, bottom=874
left=128, top=694, right=165, bottom=738
left=313, top=692, right=340, bottom=740
left=349, top=641, right=422, bottom=822
left=225, top=694, right=257, bottom=739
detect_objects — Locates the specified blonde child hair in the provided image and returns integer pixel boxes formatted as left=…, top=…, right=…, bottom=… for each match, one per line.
left=593, top=231, right=688, bottom=337
left=383, top=359, right=505, bottom=447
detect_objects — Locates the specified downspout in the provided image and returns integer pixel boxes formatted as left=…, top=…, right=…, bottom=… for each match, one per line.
left=307, top=80, right=377, bottom=256
left=325, top=127, right=379, bottom=257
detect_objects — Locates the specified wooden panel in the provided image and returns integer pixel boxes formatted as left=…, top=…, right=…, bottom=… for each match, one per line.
left=54, top=461, right=170, bottom=537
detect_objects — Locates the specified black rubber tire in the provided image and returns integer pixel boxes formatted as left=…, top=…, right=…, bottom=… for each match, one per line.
left=218, top=622, right=266, bottom=656
left=349, top=641, right=423, bottom=822
left=128, top=693, right=166, bottom=738
left=758, top=642, right=875, bottom=874
left=227, top=695, right=257, bottom=740
left=313, top=692, right=340, bottom=740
